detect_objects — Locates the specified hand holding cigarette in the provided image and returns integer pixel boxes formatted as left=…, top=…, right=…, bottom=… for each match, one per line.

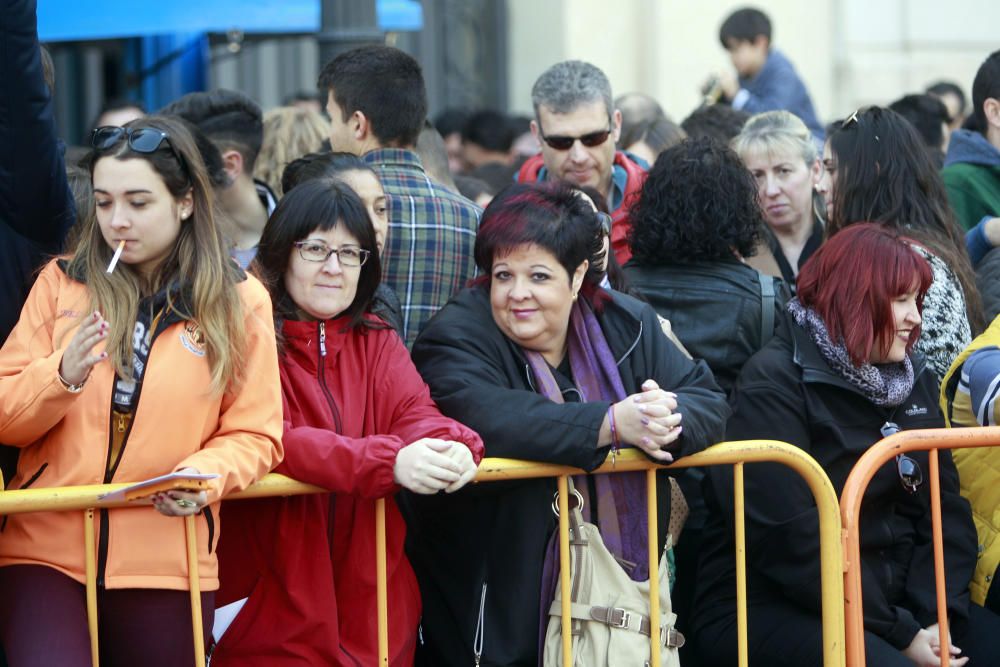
left=59, top=311, right=110, bottom=387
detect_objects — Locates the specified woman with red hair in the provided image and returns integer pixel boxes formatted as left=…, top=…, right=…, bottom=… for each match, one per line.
left=692, top=224, right=1000, bottom=666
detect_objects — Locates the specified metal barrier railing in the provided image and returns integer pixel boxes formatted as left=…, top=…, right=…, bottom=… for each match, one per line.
left=839, top=426, right=1000, bottom=667
left=0, top=440, right=846, bottom=667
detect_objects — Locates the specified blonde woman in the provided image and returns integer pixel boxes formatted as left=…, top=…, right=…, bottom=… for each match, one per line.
left=0, top=116, right=283, bottom=667
left=732, top=110, right=824, bottom=289
left=253, top=106, right=329, bottom=197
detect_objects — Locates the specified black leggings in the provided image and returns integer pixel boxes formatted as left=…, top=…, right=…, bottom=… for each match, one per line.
left=695, top=597, right=1000, bottom=666
left=0, top=565, right=214, bottom=667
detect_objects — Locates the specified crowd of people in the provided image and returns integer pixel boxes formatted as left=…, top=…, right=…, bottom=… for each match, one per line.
left=5, top=1, right=1000, bottom=665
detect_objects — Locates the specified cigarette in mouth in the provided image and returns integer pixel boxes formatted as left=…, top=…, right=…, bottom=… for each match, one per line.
left=106, top=240, right=125, bottom=273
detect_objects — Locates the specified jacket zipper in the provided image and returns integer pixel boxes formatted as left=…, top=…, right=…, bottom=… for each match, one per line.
left=473, top=581, right=487, bottom=666
left=316, top=321, right=343, bottom=433
left=97, top=324, right=162, bottom=589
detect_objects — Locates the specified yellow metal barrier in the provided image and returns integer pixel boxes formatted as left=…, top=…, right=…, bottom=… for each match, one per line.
left=0, top=440, right=846, bottom=667
left=840, top=426, right=1000, bottom=667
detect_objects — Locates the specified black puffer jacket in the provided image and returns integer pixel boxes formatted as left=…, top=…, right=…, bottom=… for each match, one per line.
left=0, top=0, right=74, bottom=345
left=624, top=259, right=787, bottom=395
left=404, top=285, right=728, bottom=666
left=693, top=318, right=976, bottom=651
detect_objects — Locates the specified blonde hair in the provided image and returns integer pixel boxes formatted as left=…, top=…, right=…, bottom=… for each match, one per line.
left=71, top=115, right=246, bottom=394
left=254, top=106, right=330, bottom=197
left=731, top=110, right=817, bottom=166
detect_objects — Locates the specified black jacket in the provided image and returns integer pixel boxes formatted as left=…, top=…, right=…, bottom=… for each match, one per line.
left=0, top=0, right=74, bottom=345
left=404, top=285, right=728, bottom=666
left=624, top=259, right=787, bottom=395
left=693, top=318, right=976, bottom=651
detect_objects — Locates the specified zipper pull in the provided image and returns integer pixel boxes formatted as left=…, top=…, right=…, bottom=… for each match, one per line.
left=319, top=321, right=327, bottom=357
left=117, top=413, right=126, bottom=433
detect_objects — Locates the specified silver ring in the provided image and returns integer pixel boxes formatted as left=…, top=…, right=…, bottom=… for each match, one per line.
left=175, top=499, right=197, bottom=509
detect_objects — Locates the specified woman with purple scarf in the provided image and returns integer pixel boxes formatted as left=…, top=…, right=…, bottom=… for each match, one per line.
left=401, top=182, right=728, bottom=666
left=692, top=224, right=1000, bottom=667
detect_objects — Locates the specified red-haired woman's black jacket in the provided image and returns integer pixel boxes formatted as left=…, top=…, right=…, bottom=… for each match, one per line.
left=693, top=317, right=976, bottom=651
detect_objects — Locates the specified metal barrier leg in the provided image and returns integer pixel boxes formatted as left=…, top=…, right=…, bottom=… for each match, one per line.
left=557, top=474, right=572, bottom=667
left=734, top=463, right=749, bottom=667
left=84, top=509, right=99, bottom=667
left=647, top=469, right=661, bottom=667
left=928, top=449, right=950, bottom=667
left=184, top=515, right=206, bottom=667
left=375, top=498, right=389, bottom=666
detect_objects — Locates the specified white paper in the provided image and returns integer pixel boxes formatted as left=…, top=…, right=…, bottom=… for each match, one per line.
left=96, top=471, right=219, bottom=502
left=213, top=597, right=248, bottom=643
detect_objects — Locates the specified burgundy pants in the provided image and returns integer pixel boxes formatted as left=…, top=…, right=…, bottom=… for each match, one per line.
left=0, top=565, right=214, bottom=667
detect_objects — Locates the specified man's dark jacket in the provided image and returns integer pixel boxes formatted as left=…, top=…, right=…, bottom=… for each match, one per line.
left=1, top=0, right=74, bottom=345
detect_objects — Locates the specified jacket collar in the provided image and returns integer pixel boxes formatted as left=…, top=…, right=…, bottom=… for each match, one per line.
left=362, top=147, right=425, bottom=171
left=788, top=317, right=928, bottom=394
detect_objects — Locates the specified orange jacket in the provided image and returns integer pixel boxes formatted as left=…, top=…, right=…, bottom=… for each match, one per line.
left=0, top=260, right=283, bottom=591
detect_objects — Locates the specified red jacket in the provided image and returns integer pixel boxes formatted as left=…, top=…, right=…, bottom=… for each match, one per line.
left=212, top=317, right=483, bottom=666
left=515, top=151, right=647, bottom=265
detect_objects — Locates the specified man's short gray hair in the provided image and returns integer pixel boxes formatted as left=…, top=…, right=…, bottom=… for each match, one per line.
left=531, top=60, right=613, bottom=120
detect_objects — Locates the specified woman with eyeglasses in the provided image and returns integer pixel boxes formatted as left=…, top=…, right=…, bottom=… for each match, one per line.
left=0, top=116, right=284, bottom=666
left=817, top=106, right=984, bottom=382
left=693, top=224, right=1000, bottom=667
left=209, top=179, right=483, bottom=667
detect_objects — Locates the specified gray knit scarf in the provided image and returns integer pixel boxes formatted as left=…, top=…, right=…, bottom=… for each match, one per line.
left=787, top=299, right=915, bottom=407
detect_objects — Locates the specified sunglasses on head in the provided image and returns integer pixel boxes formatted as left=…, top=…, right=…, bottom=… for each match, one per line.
left=596, top=211, right=612, bottom=235
left=92, top=126, right=190, bottom=171
left=880, top=421, right=924, bottom=494
left=539, top=126, right=613, bottom=151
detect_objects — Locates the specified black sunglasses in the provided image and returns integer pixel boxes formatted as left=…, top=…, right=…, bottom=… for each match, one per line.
left=540, top=126, right=613, bottom=151
left=92, top=126, right=187, bottom=169
left=596, top=211, right=612, bottom=235
left=880, top=422, right=923, bottom=494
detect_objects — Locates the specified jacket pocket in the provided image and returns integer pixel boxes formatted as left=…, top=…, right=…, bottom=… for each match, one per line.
left=204, top=505, right=216, bottom=554
left=0, top=462, right=47, bottom=533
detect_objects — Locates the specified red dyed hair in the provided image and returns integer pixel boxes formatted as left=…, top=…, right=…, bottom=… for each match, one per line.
left=796, top=223, right=933, bottom=365
left=472, top=182, right=611, bottom=310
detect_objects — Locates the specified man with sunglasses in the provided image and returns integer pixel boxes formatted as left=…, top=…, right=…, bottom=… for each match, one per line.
left=516, top=60, right=647, bottom=266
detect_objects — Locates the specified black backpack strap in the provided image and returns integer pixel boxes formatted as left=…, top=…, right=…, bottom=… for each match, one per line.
left=758, top=271, right=776, bottom=346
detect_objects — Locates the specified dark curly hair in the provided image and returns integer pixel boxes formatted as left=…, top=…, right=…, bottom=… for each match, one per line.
left=628, top=137, right=764, bottom=265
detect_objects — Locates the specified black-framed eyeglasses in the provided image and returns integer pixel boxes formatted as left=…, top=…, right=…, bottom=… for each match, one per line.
left=880, top=421, right=923, bottom=494
left=293, top=241, right=370, bottom=267
left=596, top=211, right=612, bottom=235
left=539, top=126, right=613, bottom=151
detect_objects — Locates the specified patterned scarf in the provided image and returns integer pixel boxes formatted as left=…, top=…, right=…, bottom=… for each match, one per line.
left=787, top=299, right=915, bottom=407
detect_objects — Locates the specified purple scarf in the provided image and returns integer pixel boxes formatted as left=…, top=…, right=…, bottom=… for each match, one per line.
left=532, top=298, right=650, bottom=651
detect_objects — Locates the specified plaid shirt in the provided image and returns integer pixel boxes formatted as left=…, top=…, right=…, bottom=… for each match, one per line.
left=364, top=148, right=481, bottom=347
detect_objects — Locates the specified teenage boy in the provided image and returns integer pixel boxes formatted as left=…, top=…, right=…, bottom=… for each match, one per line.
left=943, top=50, right=1000, bottom=231
left=713, top=7, right=824, bottom=142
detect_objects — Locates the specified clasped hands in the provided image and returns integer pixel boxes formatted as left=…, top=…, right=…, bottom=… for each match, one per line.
left=608, top=379, right=683, bottom=463
left=393, top=439, right=477, bottom=495
left=904, top=623, right=967, bottom=667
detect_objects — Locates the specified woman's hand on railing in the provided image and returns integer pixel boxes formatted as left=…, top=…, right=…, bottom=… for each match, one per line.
left=610, top=380, right=682, bottom=462
left=394, top=438, right=477, bottom=494
left=152, top=468, right=209, bottom=517
left=904, top=626, right=967, bottom=667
